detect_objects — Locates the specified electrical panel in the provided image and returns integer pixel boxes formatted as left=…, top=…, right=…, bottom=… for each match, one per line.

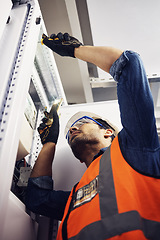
left=0, top=1, right=66, bottom=239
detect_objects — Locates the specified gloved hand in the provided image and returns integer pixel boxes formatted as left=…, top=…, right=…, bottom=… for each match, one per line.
left=41, top=32, right=82, bottom=58
left=38, top=110, right=59, bottom=145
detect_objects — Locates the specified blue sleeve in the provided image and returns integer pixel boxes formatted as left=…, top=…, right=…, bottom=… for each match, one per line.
left=109, top=51, right=160, bottom=176
left=25, top=176, right=70, bottom=220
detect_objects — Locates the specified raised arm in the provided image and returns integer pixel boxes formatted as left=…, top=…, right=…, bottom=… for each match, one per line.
left=74, top=45, right=123, bottom=73
left=30, top=110, right=59, bottom=178
left=30, top=142, right=55, bottom=178
left=42, top=32, right=123, bottom=73
left=26, top=109, right=71, bottom=220
left=42, top=32, right=160, bottom=176
left=75, top=46, right=158, bottom=150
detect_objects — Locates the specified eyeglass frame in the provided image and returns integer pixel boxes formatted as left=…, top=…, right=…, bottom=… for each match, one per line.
left=66, top=115, right=107, bottom=142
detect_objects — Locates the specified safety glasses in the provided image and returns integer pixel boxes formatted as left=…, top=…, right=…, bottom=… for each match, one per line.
left=66, top=116, right=106, bottom=142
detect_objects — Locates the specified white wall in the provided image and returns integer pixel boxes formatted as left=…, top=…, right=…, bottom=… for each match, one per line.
left=87, top=0, right=160, bottom=79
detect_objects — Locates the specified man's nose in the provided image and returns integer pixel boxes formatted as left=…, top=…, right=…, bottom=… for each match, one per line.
left=69, top=126, right=79, bottom=134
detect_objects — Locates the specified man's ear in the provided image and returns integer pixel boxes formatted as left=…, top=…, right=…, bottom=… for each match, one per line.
left=104, top=129, right=114, bottom=138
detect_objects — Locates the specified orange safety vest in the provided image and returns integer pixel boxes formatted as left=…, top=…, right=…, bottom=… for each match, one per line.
left=56, top=136, right=160, bottom=240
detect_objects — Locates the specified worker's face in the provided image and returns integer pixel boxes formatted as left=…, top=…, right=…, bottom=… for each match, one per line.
left=69, top=122, right=112, bottom=159
left=69, top=122, right=102, bottom=143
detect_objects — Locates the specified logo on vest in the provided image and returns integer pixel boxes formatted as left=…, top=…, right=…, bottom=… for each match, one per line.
left=72, top=176, right=99, bottom=209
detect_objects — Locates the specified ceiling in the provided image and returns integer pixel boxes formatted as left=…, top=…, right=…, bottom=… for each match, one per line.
left=38, top=0, right=160, bottom=106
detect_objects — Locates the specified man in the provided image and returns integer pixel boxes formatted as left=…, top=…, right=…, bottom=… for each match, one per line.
left=26, top=33, right=160, bottom=239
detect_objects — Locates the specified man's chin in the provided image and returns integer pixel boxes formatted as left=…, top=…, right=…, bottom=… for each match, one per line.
left=70, top=138, right=84, bottom=159
left=69, top=135, right=77, bottom=144
left=70, top=137, right=79, bottom=149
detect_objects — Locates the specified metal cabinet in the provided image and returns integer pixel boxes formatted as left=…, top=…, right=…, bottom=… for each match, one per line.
left=0, top=1, right=66, bottom=239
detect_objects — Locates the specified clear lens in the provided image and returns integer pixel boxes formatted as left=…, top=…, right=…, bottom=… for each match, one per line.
left=72, top=118, right=94, bottom=128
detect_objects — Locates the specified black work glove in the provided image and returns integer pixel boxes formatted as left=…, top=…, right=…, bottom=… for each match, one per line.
left=38, top=110, right=59, bottom=145
left=41, top=32, right=82, bottom=58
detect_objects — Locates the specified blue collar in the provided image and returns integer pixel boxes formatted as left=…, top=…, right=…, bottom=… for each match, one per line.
left=92, top=147, right=108, bottom=161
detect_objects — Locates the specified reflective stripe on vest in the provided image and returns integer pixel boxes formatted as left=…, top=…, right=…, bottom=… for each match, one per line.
left=57, top=136, right=160, bottom=240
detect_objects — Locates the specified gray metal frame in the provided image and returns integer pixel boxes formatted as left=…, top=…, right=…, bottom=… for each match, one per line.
left=0, top=1, right=66, bottom=239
